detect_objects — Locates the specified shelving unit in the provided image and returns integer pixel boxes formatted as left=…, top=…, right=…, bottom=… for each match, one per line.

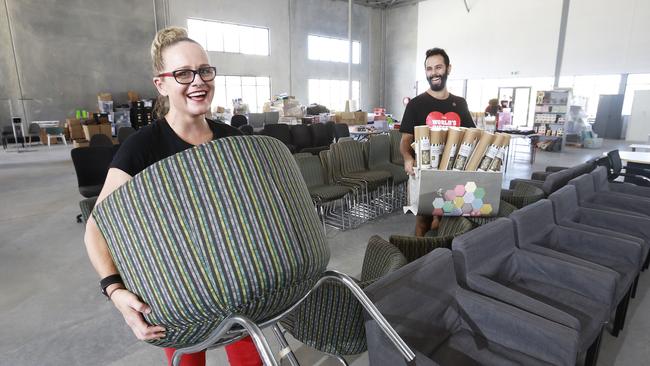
left=533, top=89, right=571, bottom=152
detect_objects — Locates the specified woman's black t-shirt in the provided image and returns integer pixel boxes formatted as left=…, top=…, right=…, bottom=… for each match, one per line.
left=111, top=118, right=241, bottom=177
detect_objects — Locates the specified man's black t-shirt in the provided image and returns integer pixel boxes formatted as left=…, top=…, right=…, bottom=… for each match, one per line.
left=111, top=118, right=241, bottom=177
left=400, top=92, right=475, bottom=135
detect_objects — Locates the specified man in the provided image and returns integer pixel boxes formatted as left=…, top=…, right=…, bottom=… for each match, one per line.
left=399, top=47, right=475, bottom=236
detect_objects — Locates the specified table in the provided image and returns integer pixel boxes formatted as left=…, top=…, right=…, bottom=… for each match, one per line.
left=629, top=144, right=650, bottom=152
left=348, top=125, right=385, bottom=141
left=616, top=151, right=650, bottom=164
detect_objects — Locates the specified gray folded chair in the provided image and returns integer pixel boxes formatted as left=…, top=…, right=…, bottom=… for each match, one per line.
left=549, top=185, right=650, bottom=273
left=569, top=174, right=650, bottom=217
left=510, top=161, right=595, bottom=197
left=364, top=248, right=580, bottom=366
left=452, top=218, right=617, bottom=366
left=591, top=165, right=650, bottom=199
left=510, top=199, right=641, bottom=336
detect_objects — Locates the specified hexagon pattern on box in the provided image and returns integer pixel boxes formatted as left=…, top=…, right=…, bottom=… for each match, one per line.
left=428, top=181, right=495, bottom=217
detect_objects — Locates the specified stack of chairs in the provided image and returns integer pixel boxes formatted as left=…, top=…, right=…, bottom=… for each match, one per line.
left=364, top=166, right=650, bottom=366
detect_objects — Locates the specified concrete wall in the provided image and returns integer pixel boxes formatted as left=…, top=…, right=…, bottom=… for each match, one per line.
left=384, top=3, right=418, bottom=120
left=166, top=0, right=382, bottom=111
left=0, top=0, right=156, bottom=128
left=0, top=0, right=383, bottom=129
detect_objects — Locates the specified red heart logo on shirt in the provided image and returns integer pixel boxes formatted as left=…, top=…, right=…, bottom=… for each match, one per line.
left=426, top=111, right=461, bottom=127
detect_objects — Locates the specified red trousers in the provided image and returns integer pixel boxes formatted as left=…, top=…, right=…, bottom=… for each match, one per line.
left=164, top=336, right=262, bottom=366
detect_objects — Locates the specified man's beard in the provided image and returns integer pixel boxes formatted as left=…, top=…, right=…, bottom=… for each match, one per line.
left=428, top=72, right=448, bottom=92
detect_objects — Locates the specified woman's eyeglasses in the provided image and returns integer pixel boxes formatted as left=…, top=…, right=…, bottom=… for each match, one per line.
left=157, top=66, right=217, bottom=84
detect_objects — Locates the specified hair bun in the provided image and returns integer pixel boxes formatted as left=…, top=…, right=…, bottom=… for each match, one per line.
left=151, top=26, right=191, bottom=73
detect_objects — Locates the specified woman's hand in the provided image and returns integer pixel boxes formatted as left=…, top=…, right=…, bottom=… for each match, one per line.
left=111, top=289, right=166, bottom=341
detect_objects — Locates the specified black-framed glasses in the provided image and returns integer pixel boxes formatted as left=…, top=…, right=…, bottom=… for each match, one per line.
left=157, top=66, right=217, bottom=84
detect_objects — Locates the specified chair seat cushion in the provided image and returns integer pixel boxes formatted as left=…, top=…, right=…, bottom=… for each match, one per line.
left=309, top=185, right=351, bottom=201
left=79, top=184, right=103, bottom=198
left=507, top=278, right=608, bottom=352
left=432, top=328, right=554, bottom=366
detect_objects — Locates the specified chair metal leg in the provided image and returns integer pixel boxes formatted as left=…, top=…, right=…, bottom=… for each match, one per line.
left=172, top=314, right=279, bottom=366
left=272, top=324, right=300, bottom=366
left=320, top=270, right=415, bottom=363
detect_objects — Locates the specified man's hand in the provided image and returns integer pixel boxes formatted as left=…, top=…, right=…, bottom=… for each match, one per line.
left=404, top=158, right=416, bottom=176
left=111, top=289, right=166, bottom=341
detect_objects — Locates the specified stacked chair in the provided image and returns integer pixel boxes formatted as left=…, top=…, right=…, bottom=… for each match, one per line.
left=91, top=136, right=414, bottom=366
left=70, top=146, right=115, bottom=223
left=366, top=134, right=408, bottom=210
left=364, top=248, right=581, bottom=366
left=365, top=164, right=650, bottom=366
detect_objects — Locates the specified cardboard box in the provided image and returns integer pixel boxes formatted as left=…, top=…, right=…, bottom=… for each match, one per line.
left=82, top=123, right=113, bottom=141
left=73, top=139, right=90, bottom=148
left=405, top=170, right=502, bottom=217
left=335, top=111, right=368, bottom=125
left=66, top=118, right=85, bottom=140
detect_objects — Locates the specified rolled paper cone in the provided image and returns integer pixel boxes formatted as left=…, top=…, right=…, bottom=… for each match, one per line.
left=414, top=125, right=431, bottom=169
left=465, top=131, right=495, bottom=171
left=477, top=133, right=505, bottom=172
left=488, top=134, right=511, bottom=172
left=439, top=127, right=463, bottom=170
left=429, top=129, right=445, bottom=170
left=452, top=128, right=482, bottom=171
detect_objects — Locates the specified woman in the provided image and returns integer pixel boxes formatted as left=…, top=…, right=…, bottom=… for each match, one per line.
left=84, top=27, right=262, bottom=366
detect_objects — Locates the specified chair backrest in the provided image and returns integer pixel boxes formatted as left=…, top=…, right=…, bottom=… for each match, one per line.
left=117, top=126, right=135, bottom=144
left=567, top=174, right=596, bottom=202
left=319, top=149, right=334, bottom=184
left=264, top=111, right=280, bottom=124
left=324, top=121, right=336, bottom=142
left=294, top=155, right=326, bottom=189
left=310, top=123, right=332, bottom=147
left=262, top=123, right=292, bottom=144
left=541, top=161, right=595, bottom=196
left=239, top=125, right=254, bottom=135
left=89, top=134, right=113, bottom=147
left=509, top=199, right=556, bottom=247
left=331, top=140, right=366, bottom=176
left=230, top=114, right=248, bottom=128
left=388, top=130, right=403, bottom=165
left=334, top=123, right=350, bottom=140
left=437, top=216, right=475, bottom=238
left=367, top=134, right=391, bottom=169
left=607, top=150, right=623, bottom=175
left=248, top=113, right=265, bottom=129
left=594, top=156, right=614, bottom=180
left=451, top=218, right=516, bottom=282
left=290, top=124, right=313, bottom=151
left=70, top=146, right=114, bottom=188
left=360, top=235, right=408, bottom=283
left=548, top=185, right=580, bottom=222
left=92, top=136, right=329, bottom=348
left=27, top=123, right=41, bottom=135
left=590, top=166, right=610, bottom=192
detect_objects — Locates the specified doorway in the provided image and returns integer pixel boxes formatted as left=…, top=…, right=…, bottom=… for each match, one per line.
left=497, top=86, right=532, bottom=127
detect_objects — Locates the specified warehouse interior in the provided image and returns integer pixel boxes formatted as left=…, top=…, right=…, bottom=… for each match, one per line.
left=2, top=0, right=650, bottom=365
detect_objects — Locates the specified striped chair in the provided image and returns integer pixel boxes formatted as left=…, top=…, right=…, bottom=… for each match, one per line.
left=466, top=199, right=518, bottom=227
left=388, top=130, right=403, bottom=166
left=388, top=216, right=475, bottom=262
left=92, top=136, right=413, bottom=365
left=280, top=236, right=407, bottom=362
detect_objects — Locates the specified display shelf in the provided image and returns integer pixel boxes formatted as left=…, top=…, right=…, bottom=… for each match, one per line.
left=533, top=89, right=572, bottom=151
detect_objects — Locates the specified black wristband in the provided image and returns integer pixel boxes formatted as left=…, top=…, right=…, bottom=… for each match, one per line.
left=100, top=274, right=123, bottom=298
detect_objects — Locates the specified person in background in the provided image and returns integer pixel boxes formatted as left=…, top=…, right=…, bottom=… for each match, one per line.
left=84, top=27, right=262, bottom=366
left=399, top=47, right=475, bottom=237
left=485, top=98, right=502, bottom=117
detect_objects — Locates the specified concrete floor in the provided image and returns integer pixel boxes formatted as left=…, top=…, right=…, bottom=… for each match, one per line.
left=1, top=139, right=649, bottom=366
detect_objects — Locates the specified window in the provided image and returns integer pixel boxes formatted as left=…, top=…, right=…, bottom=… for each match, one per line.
left=559, top=74, right=620, bottom=118
left=213, top=76, right=271, bottom=113
left=623, top=74, right=650, bottom=115
left=308, top=79, right=360, bottom=111
left=308, top=35, right=360, bottom=64
left=187, top=18, right=269, bottom=56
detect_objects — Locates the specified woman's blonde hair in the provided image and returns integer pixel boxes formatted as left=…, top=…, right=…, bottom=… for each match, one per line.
left=150, top=26, right=200, bottom=118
